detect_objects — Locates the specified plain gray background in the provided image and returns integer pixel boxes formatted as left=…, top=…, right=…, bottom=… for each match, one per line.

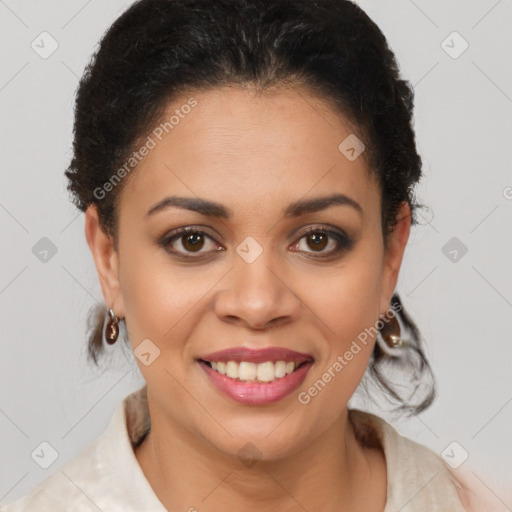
left=1, top=0, right=511, bottom=505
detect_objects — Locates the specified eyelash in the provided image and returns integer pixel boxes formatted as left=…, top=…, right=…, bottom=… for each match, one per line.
left=158, top=224, right=353, bottom=260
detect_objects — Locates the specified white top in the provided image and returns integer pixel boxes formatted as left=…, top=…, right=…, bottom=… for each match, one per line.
left=1, top=385, right=470, bottom=511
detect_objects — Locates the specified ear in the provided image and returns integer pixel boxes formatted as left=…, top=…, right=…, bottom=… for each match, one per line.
left=85, top=205, right=124, bottom=316
left=379, top=201, right=411, bottom=315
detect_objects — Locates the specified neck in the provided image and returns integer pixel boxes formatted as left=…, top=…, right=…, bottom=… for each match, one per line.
left=134, top=404, right=386, bottom=511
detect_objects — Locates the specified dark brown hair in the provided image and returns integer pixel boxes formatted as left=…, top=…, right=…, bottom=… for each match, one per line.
left=65, top=0, right=435, bottom=415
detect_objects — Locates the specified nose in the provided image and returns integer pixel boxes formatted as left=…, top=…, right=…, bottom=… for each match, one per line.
left=214, top=243, right=302, bottom=331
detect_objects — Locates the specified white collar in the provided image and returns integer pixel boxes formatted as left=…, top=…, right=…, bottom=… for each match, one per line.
left=4, top=385, right=466, bottom=511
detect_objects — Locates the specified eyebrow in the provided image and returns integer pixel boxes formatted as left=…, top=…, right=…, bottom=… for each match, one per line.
left=145, top=193, right=362, bottom=219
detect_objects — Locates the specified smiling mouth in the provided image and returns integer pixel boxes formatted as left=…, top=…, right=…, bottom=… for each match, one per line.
left=198, top=359, right=313, bottom=383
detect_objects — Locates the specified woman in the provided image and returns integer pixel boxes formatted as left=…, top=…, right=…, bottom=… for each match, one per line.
left=1, top=0, right=492, bottom=510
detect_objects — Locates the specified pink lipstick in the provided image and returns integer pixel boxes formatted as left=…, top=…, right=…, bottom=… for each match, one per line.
left=197, top=347, right=314, bottom=405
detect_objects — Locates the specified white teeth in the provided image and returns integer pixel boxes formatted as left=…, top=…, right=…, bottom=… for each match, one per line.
left=257, top=361, right=275, bottom=382
left=275, top=360, right=286, bottom=378
left=226, top=361, right=239, bottom=379
left=206, top=360, right=301, bottom=382
left=238, top=362, right=257, bottom=380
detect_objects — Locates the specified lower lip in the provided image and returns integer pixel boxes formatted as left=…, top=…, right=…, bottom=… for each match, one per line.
left=198, top=361, right=313, bottom=405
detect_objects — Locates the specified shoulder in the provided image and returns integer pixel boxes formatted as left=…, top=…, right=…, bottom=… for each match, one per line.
left=445, top=466, right=512, bottom=512
left=0, top=434, right=106, bottom=511
left=1, top=386, right=163, bottom=512
left=349, top=408, right=468, bottom=512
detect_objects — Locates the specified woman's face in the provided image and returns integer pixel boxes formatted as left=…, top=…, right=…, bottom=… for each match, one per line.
left=87, top=85, right=410, bottom=460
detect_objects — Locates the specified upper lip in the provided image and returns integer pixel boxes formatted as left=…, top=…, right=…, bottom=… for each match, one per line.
left=199, top=347, right=314, bottom=365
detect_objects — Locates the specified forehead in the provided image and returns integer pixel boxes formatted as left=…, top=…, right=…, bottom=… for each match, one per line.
left=118, top=85, right=379, bottom=221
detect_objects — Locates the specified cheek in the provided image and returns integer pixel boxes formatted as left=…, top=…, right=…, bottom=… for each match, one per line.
left=310, top=253, right=383, bottom=341
left=302, top=247, right=383, bottom=396
left=118, top=239, right=228, bottom=357
left=298, top=264, right=382, bottom=428
left=117, top=240, right=195, bottom=345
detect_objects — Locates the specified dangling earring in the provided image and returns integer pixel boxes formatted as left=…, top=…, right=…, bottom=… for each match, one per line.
left=376, top=312, right=407, bottom=357
left=379, top=314, right=405, bottom=348
left=104, top=309, right=120, bottom=345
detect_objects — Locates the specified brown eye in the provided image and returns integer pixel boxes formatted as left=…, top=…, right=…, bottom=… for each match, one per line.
left=159, top=227, right=222, bottom=258
left=306, top=232, right=328, bottom=251
left=291, top=226, right=353, bottom=258
left=181, top=233, right=205, bottom=252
